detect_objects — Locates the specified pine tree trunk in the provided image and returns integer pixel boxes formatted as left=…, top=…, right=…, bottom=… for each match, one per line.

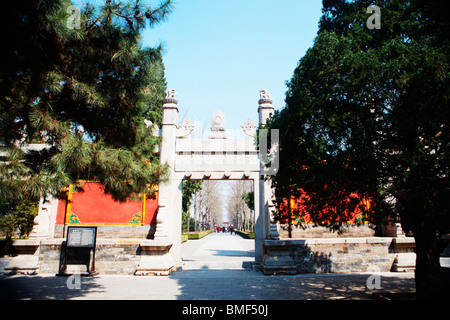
left=414, top=227, right=441, bottom=299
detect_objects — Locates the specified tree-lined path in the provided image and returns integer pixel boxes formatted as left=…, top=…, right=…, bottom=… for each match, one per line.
left=181, top=233, right=255, bottom=270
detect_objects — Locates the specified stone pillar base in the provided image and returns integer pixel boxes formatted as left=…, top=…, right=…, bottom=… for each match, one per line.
left=4, top=240, right=41, bottom=275
left=382, top=221, right=406, bottom=237
left=389, top=238, right=416, bottom=272
left=261, top=240, right=297, bottom=275
left=441, top=235, right=450, bottom=268
left=135, top=240, right=176, bottom=276
left=269, top=223, right=280, bottom=240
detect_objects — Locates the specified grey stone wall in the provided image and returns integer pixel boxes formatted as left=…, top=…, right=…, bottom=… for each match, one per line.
left=13, top=236, right=415, bottom=276
left=292, top=238, right=394, bottom=273
left=39, top=239, right=141, bottom=275
left=262, top=237, right=414, bottom=275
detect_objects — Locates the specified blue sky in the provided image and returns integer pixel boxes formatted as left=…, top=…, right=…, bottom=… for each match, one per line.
left=142, top=0, right=323, bottom=132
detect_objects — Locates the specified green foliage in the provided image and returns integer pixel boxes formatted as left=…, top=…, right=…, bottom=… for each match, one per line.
left=0, top=0, right=173, bottom=202
left=0, top=199, right=39, bottom=239
left=181, top=180, right=202, bottom=232
left=267, top=0, right=449, bottom=296
left=182, top=180, right=203, bottom=213
left=242, top=191, right=254, bottom=211
left=185, top=230, right=213, bottom=240
left=236, top=230, right=255, bottom=239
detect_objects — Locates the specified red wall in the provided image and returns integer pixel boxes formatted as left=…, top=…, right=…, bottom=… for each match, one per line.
left=55, top=182, right=158, bottom=225
left=277, top=190, right=370, bottom=225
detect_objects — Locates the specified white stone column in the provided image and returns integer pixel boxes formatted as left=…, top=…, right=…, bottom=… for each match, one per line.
left=257, top=89, right=279, bottom=241
left=169, top=177, right=183, bottom=265
left=253, top=176, right=263, bottom=264
left=136, top=89, right=181, bottom=275
left=155, top=89, right=179, bottom=241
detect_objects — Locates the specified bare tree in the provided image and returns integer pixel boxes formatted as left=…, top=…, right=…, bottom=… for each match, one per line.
left=194, top=181, right=223, bottom=231
left=227, top=181, right=253, bottom=231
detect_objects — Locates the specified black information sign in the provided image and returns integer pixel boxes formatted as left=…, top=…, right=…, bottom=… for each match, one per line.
left=67, top=226, right=97, bottom=248
left=59, top=226, right=98, bottom=276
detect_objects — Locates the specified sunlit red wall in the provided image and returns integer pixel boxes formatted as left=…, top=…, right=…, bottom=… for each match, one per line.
left=55, top=182, right=158, bottom=226
left=277, top=189, right=370, bottom=225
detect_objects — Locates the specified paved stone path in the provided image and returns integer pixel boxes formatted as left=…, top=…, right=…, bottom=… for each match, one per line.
left=0, top=271, right=415, bottom=300
left=0, top=233, right=416, bottom=301
left=181, top=232, right=255, bottom=270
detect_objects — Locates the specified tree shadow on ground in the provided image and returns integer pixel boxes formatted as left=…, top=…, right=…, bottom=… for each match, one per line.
left=207, top=249, right=255, bottom=258
left=170, top=270, right=416, bottom=300
left=0, top=275, right=105, bottom=300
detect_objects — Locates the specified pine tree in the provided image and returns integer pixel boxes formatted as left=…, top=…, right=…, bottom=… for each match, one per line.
left=0, top=0, right=173, bottom=215
left=267, top=0, right=449, bottom=298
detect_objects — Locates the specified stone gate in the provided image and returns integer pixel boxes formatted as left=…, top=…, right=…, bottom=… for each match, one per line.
left=6, top=89, right=283, bottom=276
left=135, top=89, right=281, bottom=275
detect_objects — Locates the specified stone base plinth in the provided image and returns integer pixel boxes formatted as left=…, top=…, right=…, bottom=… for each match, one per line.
left=4, top=240, right=41, bottom=275
left=389, top=238, right=416, bottom=272
left=261, top=240, right=297, bottom=275
left=135, top=240, right=176, bottom=276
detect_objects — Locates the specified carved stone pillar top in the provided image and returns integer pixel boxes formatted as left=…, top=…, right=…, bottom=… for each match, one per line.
left=163, top=88, right=178, bottom=106
left=258, top=89, right=274, bottom=126
left=162, top=89, right=179, bottom=126
left=258, top=89, right=273, bottom=105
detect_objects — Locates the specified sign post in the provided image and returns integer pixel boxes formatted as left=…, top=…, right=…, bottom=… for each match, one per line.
left=59, top=226, right=98, bottom=276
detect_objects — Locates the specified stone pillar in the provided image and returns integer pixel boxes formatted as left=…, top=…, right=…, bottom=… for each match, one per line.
left=257, top=89, right=279, bottom=240
left=257, top=89, right=292, bottom=275
left=29, top=195, right=59, bottom=240
left=136, top=89, right=180, bottom=275
left=253, top=177, right=263, bottom=264
left=155, top=89, right=179, bottom=241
